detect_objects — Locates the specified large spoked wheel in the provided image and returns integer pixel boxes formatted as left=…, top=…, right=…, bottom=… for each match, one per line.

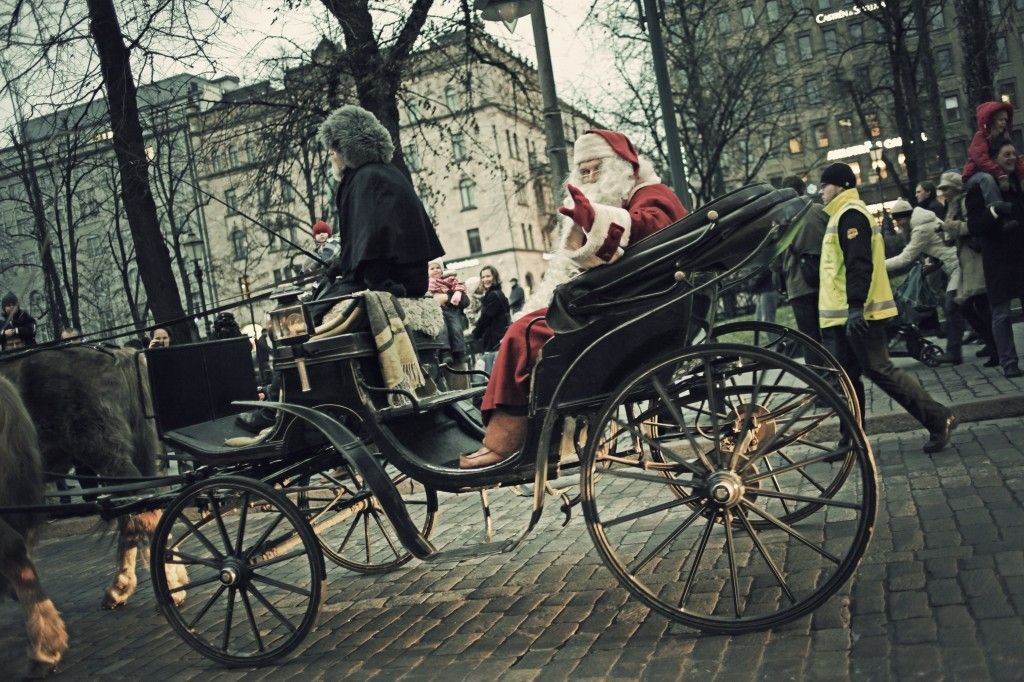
left=151, top=475, right=324, bottom=667
left=290, top=457, right=437, bottom=574
left=581, top=343, right=877, bottom=634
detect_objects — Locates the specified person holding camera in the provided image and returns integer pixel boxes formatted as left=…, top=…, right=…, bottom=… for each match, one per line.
left=148, top=328, right=171, bottom=348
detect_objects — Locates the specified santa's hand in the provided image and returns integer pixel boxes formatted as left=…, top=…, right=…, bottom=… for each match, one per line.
left=558, top=184, right=596, bottom=231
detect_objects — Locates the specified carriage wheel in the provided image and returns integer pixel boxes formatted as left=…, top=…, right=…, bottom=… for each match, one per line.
left=290, top=458, right=437, bottom=574
left=151, top=475, right=324, bottom=667
left=581, top=343, right=876, bottom=633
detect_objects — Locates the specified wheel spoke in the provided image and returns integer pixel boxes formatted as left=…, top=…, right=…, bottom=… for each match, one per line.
left=221, top=586, right=237, bottom=652
left=165, top=549, right=220, bottom=570
left=171, top=571, right=223, bottom=594
left=651, top=377, right=716, bottom=473
left=741, top=500, right=841, bottom=563
left=630, top=504, right=705, bottom=572
left=369, top=509, right=403, bottom=560
left=335, top=510, right=362, bottom=556
left=729, top=363, right=768, bottom=470
left=363, top=512, right=372, bottom=563
left=679, top=511, right=718, bottom=608
left=210, top=497, right=235, bottom=556
left=745, top=446, right=852, bottom=484
left=747, top=488, right=862, bottom=510
left=701, top=358, right=722, bottom=459
left=243, top=511, right=286, bottom=562
left=762, top=457, right=792, bottom=516
left=741, top=397, right=819, bottom=473
left=239, top=587, right=265, bottom=652
left=179, top=514, right=224, bottom=561
left=605, top=467, right=700, bottom=487
left=776, top=450, right=828, bottom=493
left=248, top=548, right=309, bottom=571
left=735, top=506, right=796, bottom=604
left=247, top=582, right=298, bottom=633
left=187, top=583, right=227, bottom=629
left=604, top=494, right=704, bottom=529
left=611, top=416, right=706, bottom=478
left=723, top=510, right=742, bottom=618
left=250, top=572, right=312, bottom=597
left=235, top=492, right=249, bottom=554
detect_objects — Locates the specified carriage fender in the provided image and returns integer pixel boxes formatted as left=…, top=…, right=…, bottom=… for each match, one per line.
left=234, top=401, right=436, bottom=560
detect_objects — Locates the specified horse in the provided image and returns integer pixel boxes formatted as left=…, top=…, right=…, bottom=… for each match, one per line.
left=0, top=374, right=68, bottom=678
left=0, top=345, right=187, bottom=611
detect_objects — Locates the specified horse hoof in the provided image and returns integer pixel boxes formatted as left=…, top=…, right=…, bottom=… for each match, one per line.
left=23, top=659, right=58, bottom=680
left=101, top=593, right=127, bottom=610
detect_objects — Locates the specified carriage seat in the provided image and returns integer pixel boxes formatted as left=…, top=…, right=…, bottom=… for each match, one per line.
left=547, top=186, right=807, bottom=331
left=162, top=414, right=286, bottom=464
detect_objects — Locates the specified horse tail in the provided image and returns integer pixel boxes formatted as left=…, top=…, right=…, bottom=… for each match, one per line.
left=0, top=375, right=44, bottom=535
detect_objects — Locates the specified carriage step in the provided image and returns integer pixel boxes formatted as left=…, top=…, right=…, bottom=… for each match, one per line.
left=423, top=538, right=517, bottom=563
left=376, top=386, right=486, bottom=421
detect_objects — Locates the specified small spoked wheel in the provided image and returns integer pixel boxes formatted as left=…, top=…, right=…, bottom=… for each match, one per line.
left=289, top=458, right=437, bottom=574
left=581, top=343, right=877, bottom=633
left=151, top=475, right=324, bottom=667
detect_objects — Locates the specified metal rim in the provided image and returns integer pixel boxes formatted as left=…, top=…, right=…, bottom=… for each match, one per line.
left=151, top=475, right=324, bottom=666
left=581, top=343, right=877, bottom=633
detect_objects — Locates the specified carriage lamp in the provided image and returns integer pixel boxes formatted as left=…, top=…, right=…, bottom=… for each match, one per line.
left=269, top=291, right=314, bottom=392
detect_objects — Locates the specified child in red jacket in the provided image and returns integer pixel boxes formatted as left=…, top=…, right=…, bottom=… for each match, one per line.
left=962, top=101, right=1024, bottom=207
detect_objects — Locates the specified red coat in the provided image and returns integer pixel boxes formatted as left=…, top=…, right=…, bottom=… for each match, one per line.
left=962, top=101, right=1024, bottom=180
left=481, top=183, right=686, bottom=412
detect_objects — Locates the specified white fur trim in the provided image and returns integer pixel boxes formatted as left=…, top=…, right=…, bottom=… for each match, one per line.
left=517, top=252, right=581, bottom=316
left=573, top=133, right=614, bottom=164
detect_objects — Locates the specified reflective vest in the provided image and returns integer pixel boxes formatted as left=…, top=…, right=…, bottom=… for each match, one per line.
left=818, top=188, right=898, bottom=328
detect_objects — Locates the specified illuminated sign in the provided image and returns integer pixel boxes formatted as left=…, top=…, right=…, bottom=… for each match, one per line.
left=826, top=136, right=903, bottom=161
left=815, top=2, right=884, bottom=24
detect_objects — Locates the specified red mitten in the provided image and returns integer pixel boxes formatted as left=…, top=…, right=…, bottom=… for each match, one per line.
left=558, top=184, right=596, bottom=231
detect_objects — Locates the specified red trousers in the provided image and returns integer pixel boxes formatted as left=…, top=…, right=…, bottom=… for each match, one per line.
left=480, top=308, right=554, bottom=412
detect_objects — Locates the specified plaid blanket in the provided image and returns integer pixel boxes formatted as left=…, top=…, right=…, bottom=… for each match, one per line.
left=361, top=291, right=425, bottom=404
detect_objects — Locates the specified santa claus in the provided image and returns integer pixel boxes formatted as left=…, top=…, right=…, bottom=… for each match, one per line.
left=460, top=129, right=687, bottom=468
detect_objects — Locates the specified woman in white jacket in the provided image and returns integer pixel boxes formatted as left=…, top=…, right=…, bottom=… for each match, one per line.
left=886, top=204, right=964, bottom=364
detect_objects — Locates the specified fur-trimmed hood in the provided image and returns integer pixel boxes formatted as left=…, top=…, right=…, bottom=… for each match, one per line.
left=318, top=105, right=395, bottom=168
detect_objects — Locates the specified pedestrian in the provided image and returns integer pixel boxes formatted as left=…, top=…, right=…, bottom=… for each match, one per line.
left=303, top=220, right=340, bottom=273
left=886, top=206, right=963, bottom=364
left=507, top=277, right=525, bottom=316
left=470, top=265, right=510, bottom=378
left=938, top=171, right=999, bottom=367
left=461, top=129, right=687, bottom=468
left=962, top=101, right=1024, bottom=211
left=964, top=141, right=1024, bottom=378
left=779, top=175, right=828, bottom=358
left=1, top=292, right=36, bottom=352
left=749, top=267, right=779, bottom=325
left=309, top=104, right=444, bottom=323
left=148, top=327, right=172, bottom=348
left=817, top=162, right=956, bottom=453
left=915, top=180, right=944, bottom=218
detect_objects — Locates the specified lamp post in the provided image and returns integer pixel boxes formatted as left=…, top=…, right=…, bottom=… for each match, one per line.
left=869, top=146, right=885, bottom=208
left=476, top=0, right=569, bottom=203
left=182, top=230, right=211, bottom=336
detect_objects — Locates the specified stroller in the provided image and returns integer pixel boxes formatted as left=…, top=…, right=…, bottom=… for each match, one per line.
left=888, top=260, right=945, bottom=367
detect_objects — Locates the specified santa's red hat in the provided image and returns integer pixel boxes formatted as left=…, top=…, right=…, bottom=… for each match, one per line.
left=312, top=220, right=331, bottom=236
left=572, top=129, right=640, bottom=173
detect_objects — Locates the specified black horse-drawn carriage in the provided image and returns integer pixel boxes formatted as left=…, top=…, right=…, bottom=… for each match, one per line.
left=4, top=185, right=878, bottom=668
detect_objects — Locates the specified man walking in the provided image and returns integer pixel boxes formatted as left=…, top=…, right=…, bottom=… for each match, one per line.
left=817, top=163, right=957, bottom=453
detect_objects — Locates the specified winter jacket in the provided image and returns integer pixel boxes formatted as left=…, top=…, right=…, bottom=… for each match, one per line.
left=782, top=203, right=828, bottom=300
left=472, top=287, right=511, bottom=353
left=941, top=193, right=987, bottom=302
left=965, top=174, right=1024, bottom=305
left=885, top=207, right=960, bottom=293
left=962, top=101, right=1024, bottom=181
left=0, top=308, right=37, bottom=350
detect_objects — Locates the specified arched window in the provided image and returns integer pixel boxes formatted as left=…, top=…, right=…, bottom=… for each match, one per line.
left=458, top=179, right=476, bottom=210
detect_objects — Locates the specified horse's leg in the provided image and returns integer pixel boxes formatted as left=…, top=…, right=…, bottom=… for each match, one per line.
left=0, top=519, right=68, bottom=678
left=103, top=509, right=187, bottom=608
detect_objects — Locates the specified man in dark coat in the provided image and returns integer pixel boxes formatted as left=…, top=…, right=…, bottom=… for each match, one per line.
left=310, top=105, right=444, bottom=322
left=965, top=141, right=1024, bottom=378
left=1, top=292, right=37, bottom=351
left=779, top=176, right=828, bottom=359
left=507, top=277, right=525, bottom=315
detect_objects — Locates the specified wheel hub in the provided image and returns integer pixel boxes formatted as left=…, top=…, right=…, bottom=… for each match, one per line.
left=704, top=470, right=745, bottom=508
left=218, top=558, right=246, bottom=586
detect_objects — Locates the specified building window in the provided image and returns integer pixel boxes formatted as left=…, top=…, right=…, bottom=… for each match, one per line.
left=766, top=0, right=780, bottom=20
left=797, top=34, right=813, bottom=60
left=805, top=77, right=822, bottom=105
left=849, top=21, right=863, bottom=41
left=211, top=149, right=223, bottom=172
left=815, top=123, right=829, bottom=148
left=445, top=86, right=459, bottom=111
left=280, top=179, right=293, bottom=204
left=245, top=139, right=257, bottom=163
left=520, top=223, right=535, bottom=250
left=741, top=5, right=755, bottom=27
left=404, top=144, right=422, bottom=172
left=258, top=186, right=272, bottom=210
left=230, top=229, right=245, bottom=261
left=227, top=144, right=240, bottom=167
left=935, top=48, right=954, bottom=77
left=781, top=82, right=796, bottom=111
left=788, top=129, right=803, bottom=154
left=773, top=43, right=789, bottom=67
left=467, top=228, right=482, bottom=255
left=996, top=35, right=1009, bottom=63
left=716, top=11, right=731, bottom=33
left=944, top=94, right=962, bottom=122
left=836, top=115, right=855, bottom=144
left=929, top=3, right=945, bottom=30
left=515, top=175, right=529, bottom=206
left=999, top=80, right=1017, bottom=105
left=459, top=179, right=477, bottom=210
left=866, top=112, right=882, bottom=138
left=452, top=133, right=467, bottom=162
left=823, top=28, right=838, bottom=55
left=225, top=189, right=238, bottom=215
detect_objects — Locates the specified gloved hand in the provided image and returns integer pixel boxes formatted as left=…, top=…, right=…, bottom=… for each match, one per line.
left=845, top=307, right=869, bottom=337
left=558, top=184, right=596, bottom=232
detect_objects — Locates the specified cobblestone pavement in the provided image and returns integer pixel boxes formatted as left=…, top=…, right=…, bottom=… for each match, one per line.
left=2, top=415, right=1023, bottom=680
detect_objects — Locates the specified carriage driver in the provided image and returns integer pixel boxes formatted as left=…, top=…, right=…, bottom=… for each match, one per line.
left=460, top=130, right=687, bottom=468
left=817, top=162, right=956, bottom=454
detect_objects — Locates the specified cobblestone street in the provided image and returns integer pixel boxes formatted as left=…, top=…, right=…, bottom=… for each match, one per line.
left=2, top=407, right=1023, bottom=680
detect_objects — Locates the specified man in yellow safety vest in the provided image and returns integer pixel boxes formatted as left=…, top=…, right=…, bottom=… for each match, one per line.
left=818, top=162, right=957, bottom=454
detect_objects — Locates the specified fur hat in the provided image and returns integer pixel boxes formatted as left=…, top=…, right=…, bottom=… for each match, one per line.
left=938, top=171, right=963, bottom=193
left=317, top=105, right=395, bottom=168
left=312, top=220, right=331, bottom=236
left=890, top=198, right=913, bottom=218
left=820, top=162, right=857, bottom=189
left=573, top=130, right=640, bottom=173
left=1, top=292, right=17, bottom=307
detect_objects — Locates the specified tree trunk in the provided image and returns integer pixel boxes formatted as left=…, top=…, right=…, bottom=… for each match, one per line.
left=913, top=2, right=949, bottom=170
left=86, top=0, right=193, bottom=342
left=955, top=0, right=996, bottom=129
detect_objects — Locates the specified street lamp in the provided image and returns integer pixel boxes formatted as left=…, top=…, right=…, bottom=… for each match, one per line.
left=869, top=146, right=885, bottom=208
left=476, top=0, right=569, bottom=204
left=182, top=229, right=211, bottom=335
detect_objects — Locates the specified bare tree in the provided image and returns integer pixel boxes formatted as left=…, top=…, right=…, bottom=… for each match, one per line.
left=954, top=0, right=998, bottom=119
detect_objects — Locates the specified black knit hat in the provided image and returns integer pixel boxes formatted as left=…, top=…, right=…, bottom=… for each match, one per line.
left=820, top=162, right=857, bottom=189
left=1, top=292, right=17, bottom=307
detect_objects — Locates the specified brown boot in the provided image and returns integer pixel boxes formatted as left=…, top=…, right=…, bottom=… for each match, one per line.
left=459, top=409, right=527, bottom=468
